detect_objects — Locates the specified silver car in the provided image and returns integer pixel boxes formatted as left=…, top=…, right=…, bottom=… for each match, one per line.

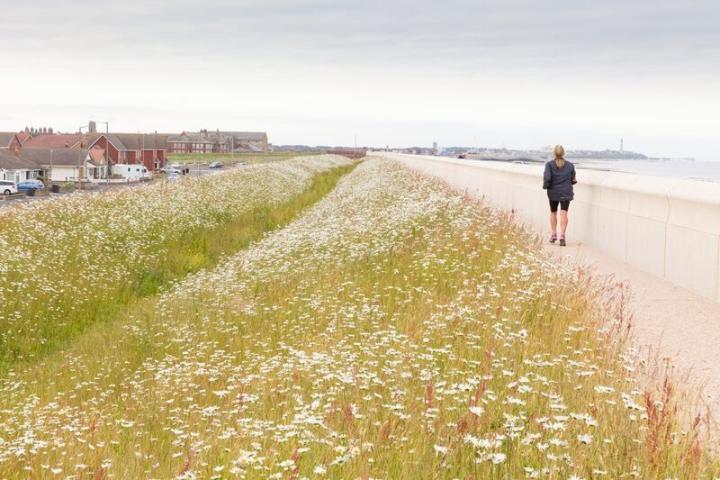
left=1, top=180, right=17, bottom=196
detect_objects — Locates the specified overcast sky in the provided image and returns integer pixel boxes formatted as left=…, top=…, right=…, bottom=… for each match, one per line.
left=1, top=0, right=718, bottom=159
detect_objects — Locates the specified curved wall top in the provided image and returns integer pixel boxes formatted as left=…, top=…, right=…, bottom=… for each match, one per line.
left=381, top=153, right=720, bottom=302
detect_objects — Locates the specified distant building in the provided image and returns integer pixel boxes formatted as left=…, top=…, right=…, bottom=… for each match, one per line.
left=225, top=131, right=269, bottom=152
left=325, top=148, right=367, bottom=159
left=392, top=146, right=436, bottom=156
left=166, top=130, right=269, bottom=154
left=166, top=131, right=217, bottom=154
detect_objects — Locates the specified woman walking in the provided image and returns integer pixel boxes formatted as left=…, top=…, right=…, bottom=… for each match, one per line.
left=543, top=145, right=577, bottom=246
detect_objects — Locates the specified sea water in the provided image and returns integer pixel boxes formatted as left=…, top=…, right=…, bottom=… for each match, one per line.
left=577, top=159, right=720, bottom=183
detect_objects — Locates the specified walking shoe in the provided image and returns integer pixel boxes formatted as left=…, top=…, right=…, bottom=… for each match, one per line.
left=559, top=237, right=566, bottom=247
left=550, top=234, right=557, bottom=244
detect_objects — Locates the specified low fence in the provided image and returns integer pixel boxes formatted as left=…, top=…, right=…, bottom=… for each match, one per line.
left=380, top=153, right=720, bottom=302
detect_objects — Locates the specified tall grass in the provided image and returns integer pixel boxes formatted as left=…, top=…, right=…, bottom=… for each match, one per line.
left=0, top=158, right=717, bottom=478
left=132, top=162, right=357, bottom=297
left=0, top=155, right=352, bottom=371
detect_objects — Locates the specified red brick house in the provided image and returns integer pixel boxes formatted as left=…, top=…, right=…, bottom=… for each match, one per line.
left=16, top=131, right=31, bottom=145
left=0, top=132, right=23, bottom=154
left=88, top=133, right=167, bottom=171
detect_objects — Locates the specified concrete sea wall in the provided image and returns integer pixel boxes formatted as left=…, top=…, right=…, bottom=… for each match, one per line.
left=382, top=153, right=720, bottom=302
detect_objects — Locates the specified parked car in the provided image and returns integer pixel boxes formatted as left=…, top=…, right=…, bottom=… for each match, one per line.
left=17, top=179, right=45, bottom=192
left=208, top=161, right=223, bottom=169
left=160, top=166, right=182, bottom=175
left=1, top=180, right=17, bottom=196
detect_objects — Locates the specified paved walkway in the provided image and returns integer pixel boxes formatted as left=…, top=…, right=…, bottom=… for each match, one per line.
left=544, top=238, right=720, bottom=421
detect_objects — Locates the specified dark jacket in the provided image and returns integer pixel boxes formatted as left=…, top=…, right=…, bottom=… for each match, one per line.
left=543, top=160, right=577, bottom=201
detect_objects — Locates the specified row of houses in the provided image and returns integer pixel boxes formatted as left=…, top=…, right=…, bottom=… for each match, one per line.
left=0, top=128, right=269, bottom=184
left=0, top=132, right=168, bottom=183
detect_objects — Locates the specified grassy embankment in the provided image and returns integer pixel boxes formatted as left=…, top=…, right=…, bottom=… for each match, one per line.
left=0, top=158, right=717, bottom=478
left=167, top=151, right=316, bottom=165
left=133, top=162, right=356, bottom=297
left=0, top=156, right=355, bottom=373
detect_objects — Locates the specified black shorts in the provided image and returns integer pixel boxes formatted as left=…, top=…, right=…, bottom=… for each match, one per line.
left=549, top=199, right=570, bottom=212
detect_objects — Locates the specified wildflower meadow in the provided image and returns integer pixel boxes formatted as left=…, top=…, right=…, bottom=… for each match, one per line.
left=0, top=155, right=352, bottom=370
left=0, top=156, right=717, bottom=478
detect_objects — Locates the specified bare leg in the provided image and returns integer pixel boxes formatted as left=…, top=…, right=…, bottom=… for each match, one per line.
left=550, top=211, right=558, bottom=236
left=559, top=210, right=568, bottom=237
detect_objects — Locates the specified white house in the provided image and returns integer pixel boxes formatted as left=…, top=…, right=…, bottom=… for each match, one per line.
left=0, top=151, right=43, bottom=184
left=21, top=149, right=106, bottom=182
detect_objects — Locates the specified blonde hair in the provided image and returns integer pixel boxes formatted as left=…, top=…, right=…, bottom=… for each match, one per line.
left=554, top=144, right=566, bottom=168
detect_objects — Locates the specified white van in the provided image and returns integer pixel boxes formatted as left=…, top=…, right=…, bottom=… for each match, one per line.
left=113, top=164, right=152, bottom=181
left=1, top=180, right=17, bottom=196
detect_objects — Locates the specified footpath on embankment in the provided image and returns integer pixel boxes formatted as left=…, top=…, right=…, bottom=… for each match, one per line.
left=548, top=240, right=720, bottom=416
left=379, top=152, right=720, bottom=419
